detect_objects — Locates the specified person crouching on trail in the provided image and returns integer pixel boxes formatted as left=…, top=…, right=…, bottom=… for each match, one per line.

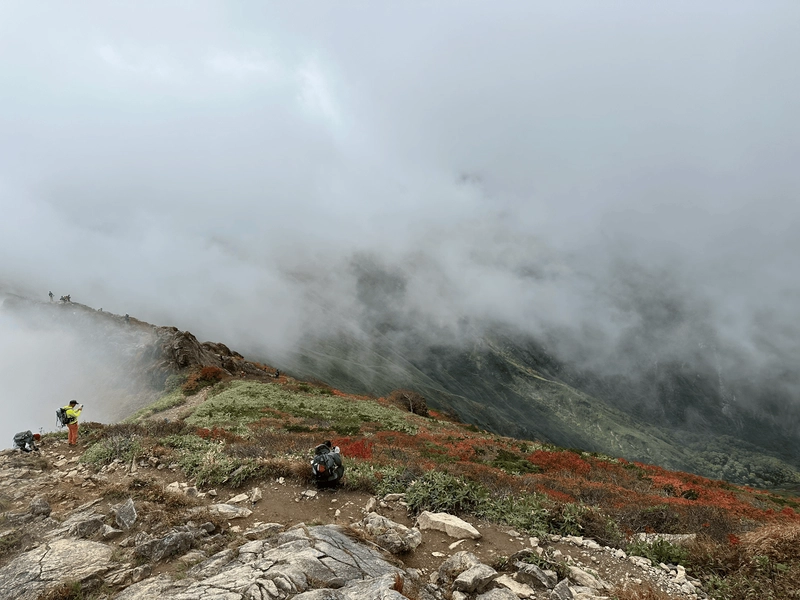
left=13, top=431, right=40, bottom=452
left=63, top=400, right=83, bottom=446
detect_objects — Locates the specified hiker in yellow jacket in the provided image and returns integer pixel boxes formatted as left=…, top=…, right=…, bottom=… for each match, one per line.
left=63, top=400, right=83, bottom=446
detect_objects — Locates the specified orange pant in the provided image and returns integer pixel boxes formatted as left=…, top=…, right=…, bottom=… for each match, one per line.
left=67, top=423, right=79, bottom=445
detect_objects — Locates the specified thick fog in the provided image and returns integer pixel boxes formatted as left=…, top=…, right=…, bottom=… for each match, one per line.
left=2, top=2, right=800, bottom=445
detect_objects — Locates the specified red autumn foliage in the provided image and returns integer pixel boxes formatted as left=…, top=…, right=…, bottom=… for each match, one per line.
left=527, top=450, right=592, bottom=476
left=196, top=426, right=240, bottom=443
left=183, top=365, right=227, bottom=394
left=333, top=437, right=374, bottom=459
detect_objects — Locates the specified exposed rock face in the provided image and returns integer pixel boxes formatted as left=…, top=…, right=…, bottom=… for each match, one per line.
left=134, top=531, right=195, bottom=562
left=114, top=497, right=138, bottom=530
left=0, top=539, right=113, bottom=600
left=29, top=497, right=51, bottom=517
left=154, top=327, right=268, bottom=380
left=114, top=525, right=416, bottom=600
left=205, top=503, right=253, bottom=519
left=417, top=511, right=481, bottom=539
left=354, top=512, right=422, bottom=554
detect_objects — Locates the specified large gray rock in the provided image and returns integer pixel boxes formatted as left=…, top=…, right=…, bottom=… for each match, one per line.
left=29, top=497, right=51, bottom=517
left=515, top=561, right=558, bottom=589
left=567, top=566, right=609, bottom=590
left=114, top=498, right=138, bottom=530
left=115, top=524, right=402, bottom=600
left=494, top=574, right=535, bottom=598
left=70, top=517, right=105, bottom=539
left=0, top=539, right=113, bottom=600
left=356, top=512, right=422, bottom=554
left=550, top=578, right=575, bottom=600
left=437, top=551, right=482, bottom=585
left=135, top=531, right=194, bottom=562
left=417, top=511, right=481, bottom=539
left=207, top=503, right=253, bottom=519
left=453, top=564, right=497, bottom=593
left=476, top=589, right=521, bottom=600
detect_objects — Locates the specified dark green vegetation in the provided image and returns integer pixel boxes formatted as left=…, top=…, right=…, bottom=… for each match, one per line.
left=286, top=328, right=800, bottom=489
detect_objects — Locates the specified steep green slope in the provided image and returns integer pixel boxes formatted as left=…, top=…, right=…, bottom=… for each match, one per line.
left=283, top=329, right=800, bottom=487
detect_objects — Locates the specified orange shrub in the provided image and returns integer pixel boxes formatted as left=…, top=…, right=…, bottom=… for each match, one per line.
left=334, top=438, right=374, bottom=459
left=528, top=450, right=592, bottom=476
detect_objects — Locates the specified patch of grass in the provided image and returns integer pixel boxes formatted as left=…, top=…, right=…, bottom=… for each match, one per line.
left=549, top=502, right=587, bottom=536
left=124, top=390, right=187, bottom=422
left=491, top=449, right=540, bottom=475
left=610, top=580, right=675, bottom=600
left=406, top=470, right=488, bottom=514
left=581, top=509, right=625, bottom=548
left=0, top=529, right=26, bottom=560
left=476, top=493, right=549, bottom=535
left=164, top=372, right=188, bottom=392
left=688, top=525, right=800, bottom=600
left=627, top=538, right=689, bottom=566
left=171, top=438, right=260, bottom=488
left=185, top=381, right=417, bottom=436
left=36, top=581, right=84, bottom=600
left=518, top=548, right=569, bottom=580
left=80, top=435, right=142, bottom=468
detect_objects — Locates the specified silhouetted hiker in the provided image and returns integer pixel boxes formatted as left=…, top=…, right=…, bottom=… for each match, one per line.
left=275, top=369, right=280, bottom=378
left=61, top=400, right=83, bottom=446
left=12, top=431, right=40, bottom=453
left=124, top=314, right=130, bottom=324
left=48, top=291, right=53, bottom=302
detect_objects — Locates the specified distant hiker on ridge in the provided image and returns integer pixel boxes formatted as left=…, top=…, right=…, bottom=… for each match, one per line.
left=60, top=400, right=83, bottom=446
left=48, top=291, right=53, bottom=302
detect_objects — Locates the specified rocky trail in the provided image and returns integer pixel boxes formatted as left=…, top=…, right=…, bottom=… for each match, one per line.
left=0, top=440, right=705, bottom=599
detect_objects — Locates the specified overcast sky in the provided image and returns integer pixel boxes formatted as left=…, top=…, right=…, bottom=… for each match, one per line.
left=2, top=1, right=800, bottom=442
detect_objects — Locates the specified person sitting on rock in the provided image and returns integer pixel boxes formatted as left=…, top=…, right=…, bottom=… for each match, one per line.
left=12, top=431, right=40, bottom=453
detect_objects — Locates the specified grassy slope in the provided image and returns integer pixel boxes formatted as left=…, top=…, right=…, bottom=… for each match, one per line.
left=103, top=374, right=800, bottom=599
left=285, top=333, right=800, bottom=488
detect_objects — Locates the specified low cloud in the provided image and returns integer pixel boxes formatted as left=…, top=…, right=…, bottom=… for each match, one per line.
left=2, top=2, right=800, bottom=441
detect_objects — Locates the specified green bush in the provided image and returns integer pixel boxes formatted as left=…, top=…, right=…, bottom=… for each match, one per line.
left=476, top=493, right=549, bottom=535
left=405, top=471, right=487, bottom=514
left=627, top=537, right=689, bottom=566
left=548, top=502, right=586, bottom=536
left=125, top=390, right=186, bottom=422
left=164, top=372, right=188, bottom=392
left=491, top=449, right=540, bottom=475
left=176, top=440, right=258, bottom=488
left=81, top=435, right=142, bottom=467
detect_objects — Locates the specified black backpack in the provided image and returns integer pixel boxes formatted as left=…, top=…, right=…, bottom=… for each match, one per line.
left=13, top=431, right=33, bottom=449
left=311, top=444, right=344, bottom=485
left=56, top=407, right=70, bottom=427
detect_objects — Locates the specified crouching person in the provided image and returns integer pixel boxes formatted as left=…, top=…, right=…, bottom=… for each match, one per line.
left=311, top=440, right=344, bottom=488
left=13, top=431, right=40, bottom=453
